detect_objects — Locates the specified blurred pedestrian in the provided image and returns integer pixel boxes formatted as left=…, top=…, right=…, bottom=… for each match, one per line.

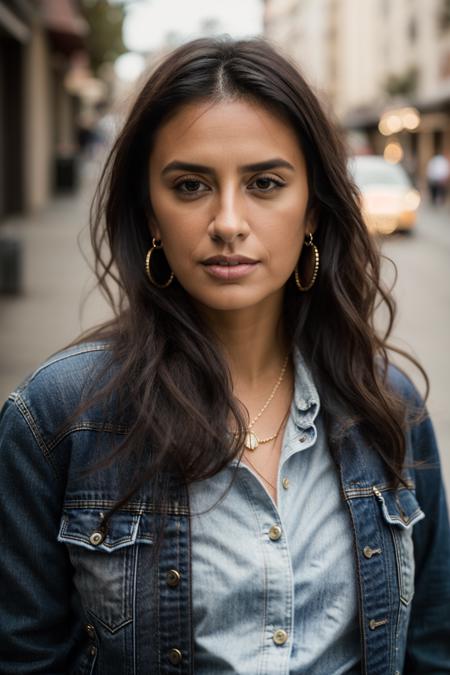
left=1, top=38, right=449, bottom=674
left=426, top=152, right=450, bottom=205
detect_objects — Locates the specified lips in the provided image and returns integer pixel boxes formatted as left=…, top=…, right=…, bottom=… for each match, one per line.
left=202, top=255, right=258, bottom=266
left=201, top=255, right=259, bottom=281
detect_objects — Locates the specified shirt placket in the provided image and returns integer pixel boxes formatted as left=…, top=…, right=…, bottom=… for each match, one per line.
left=239, top=468, right=294, bottom=674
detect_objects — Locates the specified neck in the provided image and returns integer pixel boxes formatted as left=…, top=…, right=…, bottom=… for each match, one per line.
left=197, top=294, right=290, bottom=390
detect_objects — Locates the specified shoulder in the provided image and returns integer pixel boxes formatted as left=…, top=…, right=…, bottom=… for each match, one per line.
left=12, top=341, right=113, bottom=407
left=17, top=341, right=112, bottom=389
left=384, top=362, right=424, bottom=408
left=3, top=341, right=119, bottom=447
left=384, top=364, right=441, bottom=480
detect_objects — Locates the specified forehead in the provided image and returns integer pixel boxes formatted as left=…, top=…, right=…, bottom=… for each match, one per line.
left=150, top=98, right=304, bottom=167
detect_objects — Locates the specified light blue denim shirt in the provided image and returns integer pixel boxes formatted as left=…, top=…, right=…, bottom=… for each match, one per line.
left=189, top=351, right=361, bottom=674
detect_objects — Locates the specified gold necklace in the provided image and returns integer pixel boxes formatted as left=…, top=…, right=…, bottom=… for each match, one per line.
left=244, top=406, right=291, bottom=489
left=244, top=353, right=289, bottom=451
left=244, top=456, right=277, bottom=491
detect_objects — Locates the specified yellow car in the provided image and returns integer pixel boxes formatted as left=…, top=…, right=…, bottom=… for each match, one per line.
left=349, top=156, right=421, bottom=234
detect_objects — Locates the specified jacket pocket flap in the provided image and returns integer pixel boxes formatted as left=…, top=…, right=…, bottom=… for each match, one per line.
left=57, top=508, right=149, bottom=552
left=377, top=488, right=425, bottom=529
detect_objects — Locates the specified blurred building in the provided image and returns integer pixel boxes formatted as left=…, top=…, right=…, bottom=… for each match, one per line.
left=0, top=0, right=88, bottom=220
left=263, top=0, right=450, bottom=186
left=263, top=0, right=337, bottom=102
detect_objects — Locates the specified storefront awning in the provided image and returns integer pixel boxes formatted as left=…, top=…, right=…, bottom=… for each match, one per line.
left=39, top=0, right=88, bottom=53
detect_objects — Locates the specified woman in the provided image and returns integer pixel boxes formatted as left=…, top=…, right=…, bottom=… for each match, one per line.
left=1, top=38, right=449, bottom=675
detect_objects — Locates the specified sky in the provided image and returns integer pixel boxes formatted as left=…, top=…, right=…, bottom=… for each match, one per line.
left=115, top=0, right=264, bottom=80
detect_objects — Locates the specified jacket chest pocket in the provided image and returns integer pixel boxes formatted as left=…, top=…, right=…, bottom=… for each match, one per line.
left=375, top=486, right=425, bottom=606
left=58, top=508, right=153, bottom=632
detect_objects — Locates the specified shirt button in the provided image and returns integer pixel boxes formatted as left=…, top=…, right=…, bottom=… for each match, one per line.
left=299, top=435, right=307, bottom=443
left=168, top=648, right=182, bottom=665
left=272, top=629, right=288, bottom=645
left=282, top=477, right=290, bottom=490
left=166, top=569, right=181, bottom=587
left=89, top=645, right=97, bottom=657
left=89, top=531, right=105, bottom=546
left=268, top=525, right=282, bottom=541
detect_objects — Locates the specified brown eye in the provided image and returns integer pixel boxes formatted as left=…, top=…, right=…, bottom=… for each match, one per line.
left=183, top=180, right=201, bottom=192
left=255, top=177, right=273, bottom=190
left=248, top=175, right=285, bottom=193
left=174, top=177, right=209, bottom=196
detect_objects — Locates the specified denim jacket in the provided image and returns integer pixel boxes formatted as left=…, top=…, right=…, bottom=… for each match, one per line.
left=0, top=342, right=449, bottom=675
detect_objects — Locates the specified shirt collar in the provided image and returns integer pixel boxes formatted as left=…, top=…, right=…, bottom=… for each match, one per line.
left=291, top=348, right=320, bottom=430
left=230, top=347, right=320, bottom=455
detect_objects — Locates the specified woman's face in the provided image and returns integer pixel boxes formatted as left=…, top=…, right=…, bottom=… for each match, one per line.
left=148, top=98, right=313, bottom=313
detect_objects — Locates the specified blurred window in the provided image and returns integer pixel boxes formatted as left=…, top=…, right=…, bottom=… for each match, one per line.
left=408, top=17, right=417, bottom=43
left=380, top=0, right=390, bottom=17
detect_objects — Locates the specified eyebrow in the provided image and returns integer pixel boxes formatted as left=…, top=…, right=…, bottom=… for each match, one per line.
left=161, top=158, right=295, bottom=176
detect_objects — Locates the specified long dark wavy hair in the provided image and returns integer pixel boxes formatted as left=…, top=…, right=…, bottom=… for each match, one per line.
left=77, top=37, right=426, bottom=511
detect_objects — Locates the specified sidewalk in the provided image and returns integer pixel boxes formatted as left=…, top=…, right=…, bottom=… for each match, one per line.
left=0, top=162, right=113, bottom=402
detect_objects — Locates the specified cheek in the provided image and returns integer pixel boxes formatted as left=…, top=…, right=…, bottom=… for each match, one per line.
left=151, top=210, right=203, bottom=275
left=150, top=187, right=176, bottom=232
left=271, top=233, right=303, bottom=275
left=261, top=203, right=306, bottom=266
left=150, top=189, right=199, bottom=249
left=159, top=228, right=198, bottom=275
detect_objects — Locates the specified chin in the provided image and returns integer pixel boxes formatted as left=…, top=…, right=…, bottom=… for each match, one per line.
left=187, top=286, right=281, bottom=313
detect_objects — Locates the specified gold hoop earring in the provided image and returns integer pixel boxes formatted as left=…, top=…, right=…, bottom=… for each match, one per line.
left=294, top=232, right=319, bottom=292
left=145, top=238, right=174, bottom=288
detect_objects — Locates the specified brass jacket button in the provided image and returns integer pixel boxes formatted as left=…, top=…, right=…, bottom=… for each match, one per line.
left=282, top=478, right=289, bottom=490
left=268, top=525, right=282, bottom=541
left=89, top=531, right=105, bottom=546
left=168, top=648, right=182, bottom=665
left=369, top=617, right=388, bottom=630
left=166, top=569, right=181, bottom=587
left=272, top=629, right=288, bottom=645
left=85, top=623, right=96, bottom=639
left=363, top=545, right=382, bottom=559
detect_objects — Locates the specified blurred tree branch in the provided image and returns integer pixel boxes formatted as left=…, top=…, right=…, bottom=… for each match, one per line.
left=383, top=66, right=418, bottom=98
left=439, top=0, right=450, bottom=31
left=80, top=0, right=127, bottom=74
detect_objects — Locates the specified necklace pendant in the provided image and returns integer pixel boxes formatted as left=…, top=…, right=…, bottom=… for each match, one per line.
left=244, top=431, right=259, bottom=451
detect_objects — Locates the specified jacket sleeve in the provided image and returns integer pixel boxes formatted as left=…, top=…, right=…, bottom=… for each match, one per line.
left=0, top=396, right=80, bottom=674
left=404, top=406, right=450, bottom=673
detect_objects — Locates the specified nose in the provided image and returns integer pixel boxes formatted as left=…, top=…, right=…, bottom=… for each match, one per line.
left=208, top=188, right=249, bottom=244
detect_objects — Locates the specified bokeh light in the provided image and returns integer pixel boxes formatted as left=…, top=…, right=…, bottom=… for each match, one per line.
left=384, top=141, right=404, bottom=163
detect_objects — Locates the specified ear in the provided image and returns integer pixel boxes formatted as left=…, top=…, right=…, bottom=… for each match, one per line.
left=146, top=198, right=161, bottom=240
left=304, top=201, right=318, bottom=237
left=148, top=219, right=161, bottom=241
left=305, top=216, right=317, bottom=237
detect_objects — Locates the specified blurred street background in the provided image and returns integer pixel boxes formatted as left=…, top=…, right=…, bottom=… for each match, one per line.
left=0, top=0, right=449, bottom=497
